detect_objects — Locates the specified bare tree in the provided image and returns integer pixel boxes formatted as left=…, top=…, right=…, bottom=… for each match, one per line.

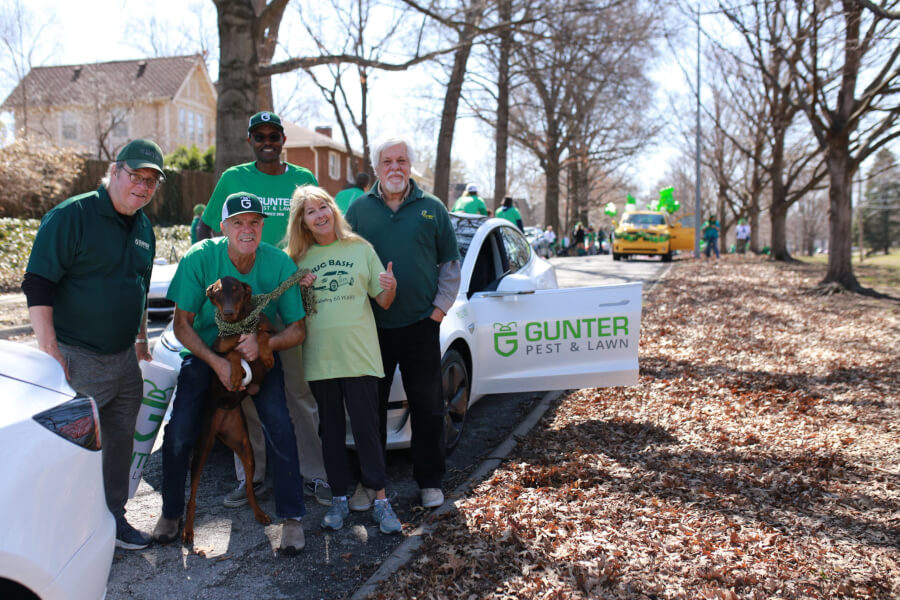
left=789, top=1, right=900, bottom=291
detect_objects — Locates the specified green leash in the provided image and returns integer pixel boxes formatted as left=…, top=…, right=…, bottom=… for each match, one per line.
left=214, top=269, right=315, bottom=337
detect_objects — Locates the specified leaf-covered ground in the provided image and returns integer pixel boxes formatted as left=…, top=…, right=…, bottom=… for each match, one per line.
left=368, top=257, right=900, bottom=600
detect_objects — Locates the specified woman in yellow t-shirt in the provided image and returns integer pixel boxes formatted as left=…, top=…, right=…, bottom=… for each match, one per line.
left=285, top=186, right=402, bottom=535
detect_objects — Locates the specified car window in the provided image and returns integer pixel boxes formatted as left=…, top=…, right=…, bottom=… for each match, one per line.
left=499, top=226, right=531, bottom=273
left=451, top=214, right=484, bottom=261
left=622, top=213, right=666, bottom=226
left=468, top=233, right=502, bottom=298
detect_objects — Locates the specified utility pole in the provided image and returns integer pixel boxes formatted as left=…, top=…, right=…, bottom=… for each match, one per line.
left=694, top=4, right=702, bottom=258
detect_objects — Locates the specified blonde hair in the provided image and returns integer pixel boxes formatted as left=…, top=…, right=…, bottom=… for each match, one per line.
left=285, top=185, right=366, bottom=263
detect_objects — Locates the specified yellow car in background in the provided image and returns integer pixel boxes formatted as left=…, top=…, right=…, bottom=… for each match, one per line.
left=612, top=210, right=694, bottom=262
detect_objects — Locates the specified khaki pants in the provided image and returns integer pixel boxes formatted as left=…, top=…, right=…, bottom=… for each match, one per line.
left=234, top=344, right=327, bottom=484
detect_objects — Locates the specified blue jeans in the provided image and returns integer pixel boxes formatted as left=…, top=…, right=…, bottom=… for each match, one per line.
left=160, top=353, right=306, bottom=520
left=705, top=237, right=720, bottom=258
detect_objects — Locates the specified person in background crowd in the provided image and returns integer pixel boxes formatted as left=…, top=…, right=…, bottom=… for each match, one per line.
left=735, top=218, right=750, bottom=254
left=191, top=203, right=214, bottom=243
left=495, top=196, right=523, bottom=231
left=703, top=214, right=721, bottom=260
left=200, top=110, right=331, bottom=511
left=345, top=137, right=460, bottom=511
left=452, top=183, right=488, bottom=216
left=286, top=186, right=403, bottom=535
left=335, top=172, right=371, bottom=215
left=22, top=138, right=166, bottom=550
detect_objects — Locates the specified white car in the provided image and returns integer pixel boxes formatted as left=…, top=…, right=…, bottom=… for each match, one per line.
left=148, top=258, right=178, bottom=320
left=153, top=215, right=642, bottom=450
left=0, top=341, right=115, bottom=600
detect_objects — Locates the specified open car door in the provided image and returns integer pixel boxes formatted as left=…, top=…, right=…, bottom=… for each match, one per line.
left=467, top=280, right=641, bottom=395
left=668, top=213, right=695, bottom=251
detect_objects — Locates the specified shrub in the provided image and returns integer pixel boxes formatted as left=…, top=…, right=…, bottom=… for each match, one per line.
left=0, top=140, right=86, bottom=218
left=165, top=144, right=215, bottom=173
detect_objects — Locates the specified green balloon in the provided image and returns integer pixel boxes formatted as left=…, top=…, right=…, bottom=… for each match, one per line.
left=604, top=202, right=617, bottom=217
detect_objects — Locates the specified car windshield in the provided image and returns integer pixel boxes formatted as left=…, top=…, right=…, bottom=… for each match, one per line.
left=622, top=213, right=666, bottom=226
left=451, top=214, right=486, bottom=260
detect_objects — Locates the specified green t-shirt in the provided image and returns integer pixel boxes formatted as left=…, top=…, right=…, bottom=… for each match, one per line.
left=167, top=237, right=305, bottom=352
left=345, top=179, right=460, bottom=328
left=201, top=162, right=318, bottom=247
left=495, top=205, right=522, bottom=226
left=26, top=186, right=155, bottom=354
left=297, top=239, right=385, bottom=380
left=452, top=194, right=488, bottom=216
left=334, top=186, right=365, bottom=215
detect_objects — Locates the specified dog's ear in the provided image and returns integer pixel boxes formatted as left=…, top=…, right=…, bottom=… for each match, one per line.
left=206, top=280, right=221, bottom=300
left=243, top=282, right=253, bottom=298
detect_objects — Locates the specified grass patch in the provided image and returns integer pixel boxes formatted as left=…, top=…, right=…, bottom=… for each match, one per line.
left=796, top=251, right=900, bottom=292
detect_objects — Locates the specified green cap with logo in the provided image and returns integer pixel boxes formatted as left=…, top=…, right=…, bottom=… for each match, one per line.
left=222, top=192, right=268, bottom=221
left=117, top=139, right=165, bottom=180
left=248, top=111, right=284, bottom=134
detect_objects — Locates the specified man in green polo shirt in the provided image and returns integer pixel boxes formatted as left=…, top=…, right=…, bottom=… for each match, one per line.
left=345, top=136, right=460, bottom=511
left=452, top=183, right=488, bottom=215
left=201, top=110, right=331, bottom=510
left=23, top=138, right=165, bottom=551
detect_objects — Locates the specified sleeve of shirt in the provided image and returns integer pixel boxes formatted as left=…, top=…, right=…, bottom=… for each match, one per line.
left=433, top=259, right=461, bottom=314
left=365, top=244, right=386, bottom=298
left=202, top=171, right=233, bottom=234
left=166, top=247, right=208, bottom=314
left=25, top=205, right=79, bottom=283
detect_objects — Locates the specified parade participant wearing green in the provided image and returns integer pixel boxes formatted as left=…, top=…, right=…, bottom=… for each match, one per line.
left=496, top=196, right=523, bottom=231
left=452, top=183, right=488, bottom=215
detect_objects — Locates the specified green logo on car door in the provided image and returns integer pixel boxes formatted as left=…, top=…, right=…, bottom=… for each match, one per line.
left=493, top=322, right=518, bottom=357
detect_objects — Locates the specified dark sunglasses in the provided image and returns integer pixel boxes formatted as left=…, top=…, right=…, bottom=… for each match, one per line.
left=252, top=132, right=283, bottom=143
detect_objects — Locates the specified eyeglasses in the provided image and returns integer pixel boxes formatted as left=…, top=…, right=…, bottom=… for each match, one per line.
left=122, top=167, right=160, bottom=188
left=252, top=131, right=283, bottom=143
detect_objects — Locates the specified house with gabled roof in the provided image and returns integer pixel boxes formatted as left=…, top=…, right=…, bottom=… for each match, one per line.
left=1, top=54, right=216, bottom=159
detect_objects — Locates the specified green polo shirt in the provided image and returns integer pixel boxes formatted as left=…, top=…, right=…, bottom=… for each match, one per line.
left=496, top=205, right=522, bottom=226
left=26, top=186, right=155, bottom=354
left=201, top=161, right=318, bottom=247
left=167, top=237, right=305, bottom=351
left=334, top=186, right=365, bottom=214
left=452, top=194, right=488, bottom=216
left=345, top=179, right=459, bottom=328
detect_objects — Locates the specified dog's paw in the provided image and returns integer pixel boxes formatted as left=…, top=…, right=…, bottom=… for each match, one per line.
left=261, top=351, right=275, bottom=370
left=182, top=529, right=194, bottom=545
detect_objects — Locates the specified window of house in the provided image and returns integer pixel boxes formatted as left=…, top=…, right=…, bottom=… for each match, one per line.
left=329, top=151, right=340, bottom=180
left=347, top=157, right=355, bottom=183
left=197, top=114, right=205, bottom=144
left=62, top=111, right=78, bottom=140
left=187, top=111, right=195, bottom=143
left=179, top=108, right=186, bottom=139
left=111, top=108, right=128, bottom=138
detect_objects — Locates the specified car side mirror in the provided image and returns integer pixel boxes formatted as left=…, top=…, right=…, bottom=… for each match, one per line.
left=496, top=273, right=536, bottom=294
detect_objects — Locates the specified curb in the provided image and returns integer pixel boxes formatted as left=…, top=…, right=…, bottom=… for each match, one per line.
left=0, top=324, right=32, bottom=340
left=351, top=389, right=563, bottom=599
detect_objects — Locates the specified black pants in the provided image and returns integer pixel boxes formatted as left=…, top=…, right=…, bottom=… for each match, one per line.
left=377, top=318, right=446, bottom=489
left=309, top=376, right=385, bottom=497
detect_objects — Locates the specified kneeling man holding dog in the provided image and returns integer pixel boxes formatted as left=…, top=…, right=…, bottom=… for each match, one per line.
left=154, top=192, right=308, bottom=554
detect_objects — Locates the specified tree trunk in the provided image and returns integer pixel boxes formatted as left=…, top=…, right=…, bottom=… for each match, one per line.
left=492, top=0, right=512, bottom=211
left=214, top=0, right=260, bottom=178
left=544, top=154, right=561, bottom=235
left=823, top=147, right=860, bottom=289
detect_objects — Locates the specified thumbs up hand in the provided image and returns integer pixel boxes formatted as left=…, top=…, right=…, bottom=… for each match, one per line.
left=379, top=261, right=396, bottom=292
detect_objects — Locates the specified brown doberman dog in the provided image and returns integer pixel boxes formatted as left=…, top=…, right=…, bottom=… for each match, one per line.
left=182, top=276, right=276, bottom=545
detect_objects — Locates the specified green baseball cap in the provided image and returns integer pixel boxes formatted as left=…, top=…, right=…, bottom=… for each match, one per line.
left=248, top=111, right=284, bottom=134
left=222, top=192, right=268, bottom=221
left=117, top=139, right=165, bottom=179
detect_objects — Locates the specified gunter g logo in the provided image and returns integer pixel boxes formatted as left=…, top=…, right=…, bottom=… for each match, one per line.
left=493, top=322, right=518, bottom=357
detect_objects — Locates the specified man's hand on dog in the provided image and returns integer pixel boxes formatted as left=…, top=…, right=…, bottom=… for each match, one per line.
left=211, top=354, right=244, bottom=392
left=236, top=332, right=259, bottom=362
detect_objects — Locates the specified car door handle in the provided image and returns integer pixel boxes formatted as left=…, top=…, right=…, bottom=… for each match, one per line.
left=480, top=290, right=536, bottom=297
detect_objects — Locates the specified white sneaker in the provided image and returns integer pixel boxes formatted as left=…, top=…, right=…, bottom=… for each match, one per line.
left=421, top=488, right=444, bottom=508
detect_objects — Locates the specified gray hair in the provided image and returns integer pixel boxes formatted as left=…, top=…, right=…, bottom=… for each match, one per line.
left=370, top=137, right=416, bottom=172
left=100, top=161, right=125, bottom=187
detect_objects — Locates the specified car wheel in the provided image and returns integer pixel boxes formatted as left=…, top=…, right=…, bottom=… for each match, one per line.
left=329, top=280, right=339, bottom=292
left=441, top=348, right=470, bottom=453
left=613, top=252, right=620, bottom=261
left=662, top=249, right=673, bottom=262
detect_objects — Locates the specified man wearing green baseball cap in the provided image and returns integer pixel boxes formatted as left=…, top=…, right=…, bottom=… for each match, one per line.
left=22, top=138, right=166, bottom=551
left=200, top=110, right=332, bottom=512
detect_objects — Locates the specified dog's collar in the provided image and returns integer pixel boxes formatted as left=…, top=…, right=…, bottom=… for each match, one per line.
left=213, top=269, right=315, bottom=337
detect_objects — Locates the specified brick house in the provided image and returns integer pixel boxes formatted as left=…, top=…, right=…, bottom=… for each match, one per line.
left=1, top=54, right=216, bottom=158
left=282, top=123, right=367, bottom=198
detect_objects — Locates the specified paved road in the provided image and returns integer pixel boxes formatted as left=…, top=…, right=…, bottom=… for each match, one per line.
left=549, top=252, right=672, bottom=289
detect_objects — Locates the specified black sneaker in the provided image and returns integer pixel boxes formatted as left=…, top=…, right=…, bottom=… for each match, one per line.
left=303, top=478, right=333, bottom=507
left=115, top=515, right=152, bottom=550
